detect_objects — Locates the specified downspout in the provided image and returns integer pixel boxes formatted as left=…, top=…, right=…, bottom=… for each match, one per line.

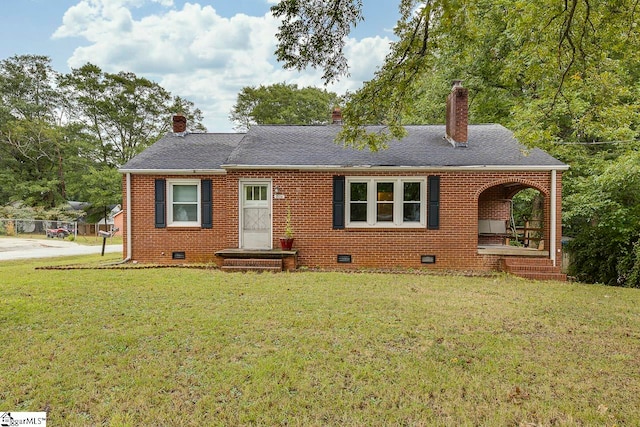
left=550, top=170, right=557, bottom=267
left=126, top=172, right=132, bottom=261
left=111, top=173, right=132, bottom=265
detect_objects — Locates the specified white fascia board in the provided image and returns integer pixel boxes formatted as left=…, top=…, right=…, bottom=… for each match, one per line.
left=118, top=168, right=227, bottom=175
left=220, top=164, right=570, bottom=172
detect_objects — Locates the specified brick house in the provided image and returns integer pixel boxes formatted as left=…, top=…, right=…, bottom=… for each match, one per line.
left=119, top=83, right=569, bottom=279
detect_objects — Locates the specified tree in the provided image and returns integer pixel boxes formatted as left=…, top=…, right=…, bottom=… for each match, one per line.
left=271, top=0, right=363, bottom=84
left=59, top=63, right=206, bottom=167
left=563, top=149, right=640, bottom=286
left=272, top=0, right=640, bottom=150
left=0, top=56, right=206, bottom=213
left=230, top=83, right=342, bottom=131
left=0, top=54, right=60, bottom=122
left=0, top=55, right=67, bottom=207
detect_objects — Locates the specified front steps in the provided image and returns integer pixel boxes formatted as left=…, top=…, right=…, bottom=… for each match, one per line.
left=215, top=249, right=298, bottom=272
left=221, top=258, right=282, bottom=272
left=501, top=257, right=567, bottom=281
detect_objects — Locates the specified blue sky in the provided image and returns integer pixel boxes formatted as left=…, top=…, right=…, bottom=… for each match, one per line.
left=0, top=0, right=399, bottom=131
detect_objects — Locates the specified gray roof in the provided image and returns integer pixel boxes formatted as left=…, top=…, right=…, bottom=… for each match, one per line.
left=121, top=132, right=245, bottom=171
left=121, top=124, right=567, bottom=172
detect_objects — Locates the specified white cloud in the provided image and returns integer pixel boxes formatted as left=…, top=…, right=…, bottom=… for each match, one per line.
left=53, top=0, right=391, bottom=132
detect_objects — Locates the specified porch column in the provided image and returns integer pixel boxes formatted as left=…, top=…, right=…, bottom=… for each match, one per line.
left=550, top=170, right=557, bottom=267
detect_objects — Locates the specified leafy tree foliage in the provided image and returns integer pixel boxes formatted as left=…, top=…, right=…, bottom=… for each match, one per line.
left=564, top=149, right=640, bottom=286
left=0, top=55, right=205, bottom=220
left=271, top=0, right=363, bottom=83
left=230, top=83, right=341, bottom=131
left=273, top=0, right=639, bottom=148
left=0, top=55, right=66, bottom=207
left=59, top=63, right=205, bottom=167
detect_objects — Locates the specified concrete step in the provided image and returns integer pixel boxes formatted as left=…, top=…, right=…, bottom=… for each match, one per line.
left=501, top=257, right=566, bottom=281
left=502, top=257, right=555, bottom=267
left=221, top=258, right=282, bottom=272
left=221, top=265, right=282, bottom=272
left=508, top=271, right=567, bottom=281
left=505, top=264, right=563, bottom=273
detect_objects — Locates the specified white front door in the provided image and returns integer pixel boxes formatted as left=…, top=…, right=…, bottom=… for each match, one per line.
left=240, top=181, right=271, bottom=249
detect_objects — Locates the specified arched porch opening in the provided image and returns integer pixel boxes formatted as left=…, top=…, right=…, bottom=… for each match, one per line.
left=477, top=180, right=550, bottom=257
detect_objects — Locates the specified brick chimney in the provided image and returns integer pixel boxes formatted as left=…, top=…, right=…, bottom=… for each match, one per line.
left=172, top=114, right=187, bottom=134
left=445, top=80, right=468, bottom=147
left=331, top=107, right=343, bottom=125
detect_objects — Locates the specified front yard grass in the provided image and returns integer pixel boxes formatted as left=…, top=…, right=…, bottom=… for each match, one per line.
left=1, top=255, right=639, bottom=425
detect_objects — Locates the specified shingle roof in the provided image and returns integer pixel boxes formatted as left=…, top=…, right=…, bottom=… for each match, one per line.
left=122, top=124, right=567, bottom=172
left=121, top=133, right=245, bottom=171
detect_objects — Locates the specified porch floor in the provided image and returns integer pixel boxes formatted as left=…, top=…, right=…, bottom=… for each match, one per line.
left=477, top=244, right=549, bottom=257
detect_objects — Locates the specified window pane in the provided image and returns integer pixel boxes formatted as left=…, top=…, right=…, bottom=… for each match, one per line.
left=404, top=182, right=420, bottom=201
left=377, top=182, right=394, bottom=201
left=377, top=203, right=394, bottom=222
left=259, top=186, right=267, bottom=200
left=174, top=185, right=197, bottom=202
left=403, top=203, right=421, bottom=222
left=350, top=183, right=367, bottom=201
left=173, top=204, right=198, bottom=221
left=350, top=203, right=367, bottom=221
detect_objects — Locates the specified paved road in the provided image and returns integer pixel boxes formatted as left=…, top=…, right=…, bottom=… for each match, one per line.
left=0, top=237, right=122, bottom=261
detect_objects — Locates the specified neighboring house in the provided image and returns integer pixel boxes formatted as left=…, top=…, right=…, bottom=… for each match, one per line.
left=112, top=209, right=123, bottom=236
left=119, top=82, right=569, bottom=279
left=96, top=204, right=122, bottom=232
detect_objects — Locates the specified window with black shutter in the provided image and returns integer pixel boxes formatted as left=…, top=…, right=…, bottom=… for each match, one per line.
left=333, top=176, right=345, bottom=229
left=427, top=175, right=440, bottom=229
left=155, top=179, right=166, bottom=228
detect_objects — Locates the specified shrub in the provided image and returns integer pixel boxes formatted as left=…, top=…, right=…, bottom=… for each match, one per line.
left=5, top=220, right=15, bottom=236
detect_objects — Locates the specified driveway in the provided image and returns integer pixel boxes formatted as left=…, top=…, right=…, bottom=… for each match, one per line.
left=0, top=237, right=122, bottom=261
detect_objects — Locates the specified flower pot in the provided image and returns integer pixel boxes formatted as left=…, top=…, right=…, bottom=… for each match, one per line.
left=279, top=237, right=294, bottom=250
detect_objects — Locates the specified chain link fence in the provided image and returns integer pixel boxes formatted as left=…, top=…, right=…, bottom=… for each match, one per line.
left=0, top=219, right=78, bottom=238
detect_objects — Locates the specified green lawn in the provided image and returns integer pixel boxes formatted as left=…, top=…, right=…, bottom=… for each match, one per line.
left=1, top=255, right=639, bottom=425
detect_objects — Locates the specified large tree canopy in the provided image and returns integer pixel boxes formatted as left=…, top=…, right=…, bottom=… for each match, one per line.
left=271, top=0, right=363, bottom=83
left=273, top=0, right=640, bottom=149
left=0, top=55, right=204, bottom=216
left=230, top=82, right=341, bottom=131
left=59, top=63, right=205, bottom=167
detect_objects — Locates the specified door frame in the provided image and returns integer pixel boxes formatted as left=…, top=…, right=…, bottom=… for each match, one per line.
left=238, top=179, right=272, bottom=249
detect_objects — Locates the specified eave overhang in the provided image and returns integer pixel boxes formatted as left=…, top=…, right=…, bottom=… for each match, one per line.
left=220, top=164, right=570, bottom=172
left=118, top=168, right=228, bottom=175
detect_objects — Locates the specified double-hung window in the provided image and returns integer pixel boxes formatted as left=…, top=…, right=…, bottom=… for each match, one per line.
left=346, top=177, right=426, bottom=228
left=167, top=179, right=201, bottom=226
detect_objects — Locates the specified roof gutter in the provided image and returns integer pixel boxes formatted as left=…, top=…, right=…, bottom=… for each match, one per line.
left=118, top=168, right=228, bottom=175
left=220, top=164, right=570, bottom=172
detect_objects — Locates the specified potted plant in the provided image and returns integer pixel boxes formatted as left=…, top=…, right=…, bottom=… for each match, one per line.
left=279, top=205, right=294, bottom=250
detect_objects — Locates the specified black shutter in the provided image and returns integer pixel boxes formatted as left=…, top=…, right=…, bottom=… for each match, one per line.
left=201, top=179, right=212, bottom=229
left=427, top=175, right=440, bottom=230
left=333, top=176, right=345, bottom=229
left=155, top=179, right=166, bottom=228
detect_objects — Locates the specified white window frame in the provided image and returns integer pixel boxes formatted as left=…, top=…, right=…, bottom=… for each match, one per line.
left=167, top=179, right=201, bottom=227
left=345, top=177, right=426, bottom=228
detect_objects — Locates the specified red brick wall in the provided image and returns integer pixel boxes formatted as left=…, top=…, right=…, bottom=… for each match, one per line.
left=122, top=170, right=562, bottom=272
